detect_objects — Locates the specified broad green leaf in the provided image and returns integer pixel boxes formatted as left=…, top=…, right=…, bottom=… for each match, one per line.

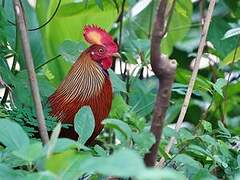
left=132, top=131, right=155, bottom=154
left=12, top=142, right=43, bottom=162
left=213, top=78, right=227, bottom=97
left=163, top=127, right=178, bottom=139
left=52, top=138, right=78, bottom=153
left=103, top=118, right=132, bottom=139
left=74, top=106, right=95, bottom=144
left=200, top=135, right=217, bottom=147
left=129, top=78, right=156, bottom=117
left=176, top=68, right=213, bottom=93
left=187, top=144, right=212, bottom=158
left=45, top=149, right=91, bottom=179
left=0, top=7, right=7, bottom=44
left=95, top=0, right=104, bottom=10
left=208, top=18, right=238, bottom=58
left=138, top=168, right=186, bottom=180
left=4, top=0, right=45, bottom=69
left=36, top=0, right=119, bottom=85
left=161, top=0, right=193, bottom=55
left=179, top=128, right=194, bottom=141
left=174, top=154, right=202, bottom=169
left=108, top=69, right=127, bottom=93
left=0, top=118, right=29, bottom=151
left=82, top=149, right=145, bottom=177
left=25, top=171, right=57, bottom=180
left=221, top=47, right=240, bottom=66
left=59, top=40, right=87, bottom=62
left=223, top=27, right=240, bottom=39
left=0, top=164, right=25, bottom=179
left=109, top=95, right=129, bottom=119
left=191, top=168, right=217, bottom=180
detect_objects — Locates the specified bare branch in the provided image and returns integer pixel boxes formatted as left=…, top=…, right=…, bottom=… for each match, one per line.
left=144, top=0, right=177, bottom=167
left=157, top=0, right=216, bottom=167
left=13, top=0, right=49, bottom=144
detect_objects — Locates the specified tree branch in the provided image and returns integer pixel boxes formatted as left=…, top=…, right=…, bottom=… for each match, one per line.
left=13, top=0, right=49, bottom=144
left=157, top=0, right=216, bottom=167
left=144, top=0, right=177, bottom=167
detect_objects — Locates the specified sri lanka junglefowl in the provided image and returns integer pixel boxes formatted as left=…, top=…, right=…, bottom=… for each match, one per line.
left=48, top=25, right=120, bottom=144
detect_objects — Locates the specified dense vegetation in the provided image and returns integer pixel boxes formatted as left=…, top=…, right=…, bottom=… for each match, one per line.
left=0, top=0, right=239, bottom=179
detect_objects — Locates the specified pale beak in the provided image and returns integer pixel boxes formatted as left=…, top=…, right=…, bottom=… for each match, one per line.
left=112, top=52, right=121, bottom=58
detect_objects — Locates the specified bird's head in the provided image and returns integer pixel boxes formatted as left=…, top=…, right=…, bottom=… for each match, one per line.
left=83, top=25, right=120, bottom=70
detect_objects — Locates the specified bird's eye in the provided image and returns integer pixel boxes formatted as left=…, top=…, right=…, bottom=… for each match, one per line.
left=98, top=48, right=104, bottom=53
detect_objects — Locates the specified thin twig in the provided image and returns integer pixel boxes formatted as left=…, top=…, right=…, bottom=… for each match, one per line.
left=118, top=0, right=126, bottom=78
left=4, top=0, right=62, bottom=32
left=13, top=0, right=49, bottom=144
left=35, top=54, right=61, bottom=71
left=157, top=0, right=216, bottom=167
left=143, top=0, right=177, bottom=167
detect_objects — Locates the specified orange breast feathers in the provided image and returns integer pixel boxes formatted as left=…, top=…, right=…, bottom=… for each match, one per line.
left=48, top=51, right=112, bottom=142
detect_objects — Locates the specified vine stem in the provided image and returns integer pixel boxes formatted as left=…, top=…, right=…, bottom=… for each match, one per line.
left=13, top=0, right=49, bottom=144
left=156, top=0, right=216, bottom=167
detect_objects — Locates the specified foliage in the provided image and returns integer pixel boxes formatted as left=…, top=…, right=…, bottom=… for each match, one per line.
left=0, top=0, right=240, bottom=179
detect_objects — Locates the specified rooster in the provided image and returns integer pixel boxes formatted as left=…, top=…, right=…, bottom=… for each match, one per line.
left=48, top=25, right=120, bottom=144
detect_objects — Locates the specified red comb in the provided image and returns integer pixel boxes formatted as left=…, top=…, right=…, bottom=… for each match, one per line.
left=83, top=25, right=118, bottom=53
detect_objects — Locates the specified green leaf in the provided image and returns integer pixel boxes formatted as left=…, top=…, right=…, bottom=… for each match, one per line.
left=82, top=149, right=145, bottom=177
left=174, top=154, right=202, bottom=169
left=0, top=164, right=25, bottom=179
left=108, top=69, right=127, bottom=93
left=52, top=138, right=78, bottom=153
left=191, top=168, right=217, bottom=180
left=213, top=78, right=227, bottom=97
left=187, top=144, right=212, bottom=158
left=12, top=142, right=43, bottom=162
left=223, top=27, right=240, bottom=39
left=103, top=118, right=132, bottom=139
left=74, top=106, right=95, bottom=144
left=59, top=40, right=87, bottom=62
left=201, top=120, right=212, bottom=133
left=200, top=135, right=217, bottom=147
left=221, top=47, right=240, bottom=66
left=45, top=149, right=91, bottom=179
left=95, top=0, right=104, bottom=10
left=36, top=0, right=119, bottom=85
left=161, top=0, right=193, bottom=55
left=138, top=168, right=186, bottom=180
left=25, top=171, right=57, bottom=180
left=109, top=95, right=129, bottom=119
left=163, top=127, right=178, bottom=139
left=0, top=7, right=7, bottom=44
left=0, top=118, right=29, bottom=151
left=132, top=131, right=155, bottom=154
left=208, top=18, right=238, bottom=58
